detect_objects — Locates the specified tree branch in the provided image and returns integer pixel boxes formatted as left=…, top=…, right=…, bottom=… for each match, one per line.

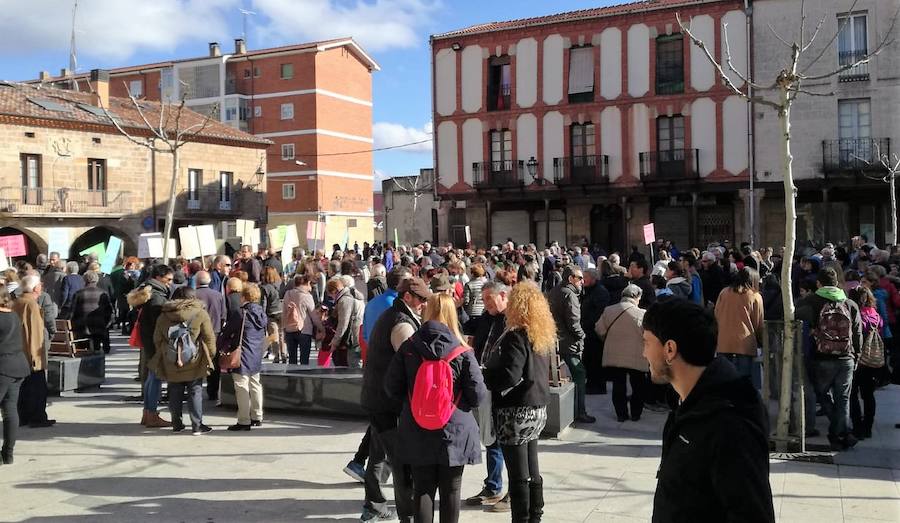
left=768, top=23, right=795, bottom=49
left=788, top=86, right=835, bottom=97
left=802, top=14, right=829, bottom=53
left=722, top=22, right=776, bottom=91
left=801, top=0, right=862, bottom=73
left=124, top=81, right=166, bottom=142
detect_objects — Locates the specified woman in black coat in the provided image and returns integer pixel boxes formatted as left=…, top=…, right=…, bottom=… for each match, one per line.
left=483, top=281, right=555, bottom=523
left=0, top=286, right=30, bottom=464
left=386, top=294, right=486, bottom=523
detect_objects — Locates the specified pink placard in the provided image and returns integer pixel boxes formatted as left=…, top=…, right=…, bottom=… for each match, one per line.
left=642, top=223, right=656, bottom=245
left=0, top=234, right=27, bottom=257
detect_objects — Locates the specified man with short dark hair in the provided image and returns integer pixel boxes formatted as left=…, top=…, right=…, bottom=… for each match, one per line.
left=581, top=268, right=610, bottom=395
left=195, top=270, right=226, bottom=401
left=642, top=299, right=774, bottom=522
left=796, top=267, right=863, bottom=450
left=628, top=258, right=657, bottom=310
left=70, top=271, right=114, bottom=353
left=549, top=265, right=595, bottom=424
left=239, top=245, right=261, bottom=283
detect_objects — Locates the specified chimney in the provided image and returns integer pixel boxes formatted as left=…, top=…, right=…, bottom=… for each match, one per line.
left=89, top=69, right=110, bottom=108
left=60, top=68, right=71, bottom=78
left=234, top=38, right=247, bottom=55
left=38, top=71, right=50, bottom=82
left=209, top=42, right=221, bottom=57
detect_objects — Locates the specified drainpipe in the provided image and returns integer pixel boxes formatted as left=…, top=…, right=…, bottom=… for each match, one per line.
left=746, top=0, right=756, bottom=247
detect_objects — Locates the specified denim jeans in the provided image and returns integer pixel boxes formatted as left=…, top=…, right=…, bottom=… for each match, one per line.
left=143, top=371, right=162, bottom=413
left=812, top=358, right=855, bottom=438
left=168, top=379, right=204, bottom=430
left=562, top=354, right=587, bottom=416
left=285, top=331, right=312, bottom=365
left=484, top=441, right=504, bottom=493
left=719, top=353, right=761, bottom=389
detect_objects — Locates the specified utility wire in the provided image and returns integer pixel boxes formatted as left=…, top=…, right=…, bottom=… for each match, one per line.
left=267, top=137, right=433, bottom=158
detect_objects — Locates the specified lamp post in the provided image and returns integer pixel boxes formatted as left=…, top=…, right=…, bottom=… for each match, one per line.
left=526, top=156, right=539, bottom=184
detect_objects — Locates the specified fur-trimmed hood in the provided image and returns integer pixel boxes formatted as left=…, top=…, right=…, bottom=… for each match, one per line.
left=126, top=284, right=152, bottom=307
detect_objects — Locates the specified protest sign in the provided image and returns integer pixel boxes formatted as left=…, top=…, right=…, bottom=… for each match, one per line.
left=0, top=248, right=8, bottom=270
left=0, top=234, right=27, bottom=257
left=47, top=228, right=70, bottom=256
left=178, top=226, right=202, bottom=260
left=236, top=219, right=255, bottom=247
left=138, top=233, right=176, bottom=259
left=100, top=237, right=122, bottom=274
left=196, top=225, right=217, bottom=256
left=643, top=223, right=656, bottom=245
left=79, top=242, right=106, bottom=259
left=268, top=226, right=287, bottom=251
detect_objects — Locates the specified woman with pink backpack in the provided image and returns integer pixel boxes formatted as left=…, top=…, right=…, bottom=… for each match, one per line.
left=385, top=293, right=486, bottom=523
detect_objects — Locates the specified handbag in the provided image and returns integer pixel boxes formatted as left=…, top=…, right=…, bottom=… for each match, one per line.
left=218, top=312, right=245, bottom=371
left=128, top=309, right=143, bottom=348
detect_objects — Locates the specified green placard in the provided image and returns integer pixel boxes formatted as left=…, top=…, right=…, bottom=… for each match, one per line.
left=79, top=242, right=106, bottom=258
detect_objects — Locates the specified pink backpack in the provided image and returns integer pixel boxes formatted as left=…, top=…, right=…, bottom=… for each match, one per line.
left=410, top=346, right=471, bottom=430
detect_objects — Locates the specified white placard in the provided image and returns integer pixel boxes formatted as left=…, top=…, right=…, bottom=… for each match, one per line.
left=236, top=219, right=255, bottom=247
left=178, top=226, right=202, bottom=260
left=138, top=233, right=176, bottom=259
left=47, top=228, right=70, bottom=256
left=0, top=248, right=8, bottom=270
left=196, top=224, right=217, bottom=256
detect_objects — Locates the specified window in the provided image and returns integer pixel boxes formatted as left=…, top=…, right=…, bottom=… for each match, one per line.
left=282, top=183, right=296, bottom=199
left=281, top=143, right=295, bottom=160
left=19, top=153, right=42, bottom=205
left=838, top=13, right=869, bottom=80
left=129, top=80, right=143, bottom=97
left=219, top=172, right=233, bottom=210
left=570, top=123, right=596, bottom=158
left=838, top=99, right=872, bottom=163
left=254, top=105, right=262, bottom=118
left=281, top=103, right=294, bottom=120
left=280, top=63, right=294, bottom=79
left=243, top=68, right=252, bottom=78
left=490, top=130, right=513, bottom=172
left=160, top=68, right=174, bottom=101
left=656, top=34, right=684, bottom=95
left=487, top=56, right=512, bottom=111
left=87, top=159, right=107, bottom=206
left=568, top=47, right=595, bottom=103
left=656, top=116, right=686, bottom=177
left=253, top=66, right=261, bottom=78
left=187, top=169, right=201, bottom=209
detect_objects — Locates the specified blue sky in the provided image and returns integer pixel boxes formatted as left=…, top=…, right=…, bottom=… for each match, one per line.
left=0, top=0, right=618, bottom=188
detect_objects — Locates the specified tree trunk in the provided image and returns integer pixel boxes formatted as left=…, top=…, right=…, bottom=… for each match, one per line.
left=162, top=149, right=179, bottom=265
left=775, top=88, right=798, bottom=450
left=891, top=173, right=897, bottom=245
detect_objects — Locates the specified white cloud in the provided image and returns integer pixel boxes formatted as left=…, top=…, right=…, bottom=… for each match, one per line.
left=373, top=121, right=433, bottom=153
left=0, top=0, right=238, bottom=63
left=251, top=0, right=437, bottom=52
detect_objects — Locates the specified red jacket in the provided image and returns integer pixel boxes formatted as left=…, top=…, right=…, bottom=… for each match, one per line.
left=879, top=276, right=900, bottom=324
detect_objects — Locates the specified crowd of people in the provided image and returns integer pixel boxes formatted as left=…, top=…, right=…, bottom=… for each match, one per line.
left=2, top=233, right=899, bottom=522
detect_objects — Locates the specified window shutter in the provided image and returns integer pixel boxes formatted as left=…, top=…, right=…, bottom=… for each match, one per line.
left=568, top=47, right=595, bottom=94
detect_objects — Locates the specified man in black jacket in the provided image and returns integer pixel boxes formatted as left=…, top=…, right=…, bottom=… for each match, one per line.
left=699, top=251, right=727, bottom=306
left=642, top=299, right=775, bottom=523
left=549, top=265, right=595, bottom=424
left=627, top=258, right=657, bottom=310
left=581, top=269, right=610, bottom=395
left=71, top=271, right=113, bottom=353
left=359, top=278, right=431, bottom=523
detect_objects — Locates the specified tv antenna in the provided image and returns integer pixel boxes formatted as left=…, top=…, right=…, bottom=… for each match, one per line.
left=69, top=0, right=79, bottom=90
left=239, top=8, right=256, bottom=46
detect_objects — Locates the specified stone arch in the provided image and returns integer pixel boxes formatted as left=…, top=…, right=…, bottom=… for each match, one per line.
left=68, top=226, right=136, bottom=263
left=0, top=226, right=48, bottom=263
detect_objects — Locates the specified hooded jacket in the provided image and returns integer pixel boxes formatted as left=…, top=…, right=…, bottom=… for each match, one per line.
left=218, top=302, right=268, bottom=375
left=796, top=286, right=863, bottom=360
left=330, top=286, right=364, bottom=351
left=362, top=298, right=420, bottom=414
left=128, top=279, right=171, bottom=359
left=549, top=269, right=585, bottom=357
left=652, top=357, right=775, bottom=523
left=666, top=277, right=692, bottom=300
left=150, top=298, right=216, bottom=383
left=385, top=321, right=486, bottom=467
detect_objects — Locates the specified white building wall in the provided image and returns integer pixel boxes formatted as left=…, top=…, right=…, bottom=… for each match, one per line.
left=516, top=114, right=538, bottom=163
left=723, top=96, right=749, bottom=174
left=600, top=107, right=623, bottom=180
left=516, top=38, right=538, bottom=108
left=600, top=27, right=622, bottom=100
left=627, top=24, right=650, bottom=97
left=721, top=10, right=748, bottom=88
left=691, top=98, right=717, bottom=176
left=543, top=35, right=564, bottom=105
left=689, top=15, right=716, bottom=92
left=542, top=112, right=564, bottom=169
left=462, top=119, right=483, bottom=187
left=631, top=103, right=650, bottom=177
left=461, top=45, right=483, bottom=113
left=436, top=121, right=458, bottom=187
left=435, top=48, right=456, bottom=117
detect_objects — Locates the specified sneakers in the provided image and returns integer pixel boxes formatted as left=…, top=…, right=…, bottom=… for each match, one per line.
left=487, top=493, right=511, bottom=512
left=575, top=414, right=597, bottom=424
left=343, top=460, right=366, bottom=483
left=193, top=425, right=213, bottom=436
left=227, top=423, right=252, bottom=431
left=828, top=433, right=859, bottom=451
left=250, top=420, right=263, bottom=427
left=28, top=419, right=56, bottom=428
left=359, top=506, right=397, bottom=522
left=465, top=487, right=503, bottom=506
left=172, top=423, right=185, bottom=433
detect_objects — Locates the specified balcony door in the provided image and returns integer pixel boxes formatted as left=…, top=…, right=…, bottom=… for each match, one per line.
left=838, top=99, right=871, bottom=166
left=187, top=169, right=201, bottom=209
left=87, top=159, right=107, bottom=206
left=20, top=153, right=41, bottom=205
left=657, top=116, right=685, bottom=178
left=490, top=130, right=513, bottom=174
left=570, top=123, right=596, bottom=182
left=219, top=171, right=233, bottom=211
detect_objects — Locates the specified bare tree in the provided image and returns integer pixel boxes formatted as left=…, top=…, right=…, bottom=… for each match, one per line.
left=677, top=0, right=898, bottom=449
left=856, top=143, right=900, bottom=243
left=91, top=82, right=218, bottom=264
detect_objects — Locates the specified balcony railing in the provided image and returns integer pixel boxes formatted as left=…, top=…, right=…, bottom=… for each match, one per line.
left=838, top=50, right=870, bottom=82
left=178, top=187, right=244, bottom=215
left=822, top=138, right=890, bottom=173
left=639, top=149, right=700, bottom=181
left=0, top=187, right=130, bottom=215
left=473, top=160, right=525, bottom=188
left=553, top=155, right=610, bottom=185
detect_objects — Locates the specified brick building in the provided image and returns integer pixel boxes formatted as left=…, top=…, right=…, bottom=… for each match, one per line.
left=32, top=38, right=379, bottom=249
left=430, top=0, right=753, bottom=251
left=0, top=75, right=269, bottom=260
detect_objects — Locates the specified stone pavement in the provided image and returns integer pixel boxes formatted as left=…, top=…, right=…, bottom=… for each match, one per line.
left=2, top=335, right=898, bottom=522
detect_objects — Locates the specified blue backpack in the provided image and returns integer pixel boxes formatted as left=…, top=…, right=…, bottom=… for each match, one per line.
left=166, top=311, right=202, bottom=368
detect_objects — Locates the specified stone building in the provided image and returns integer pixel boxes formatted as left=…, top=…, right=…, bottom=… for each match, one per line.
left=31, top=38, right=379, bottom=249
left=0, top=72, right=269, bottom=260
left=753, top=0, right=900, bottom=248
left=430, top=0, right=754, bottom=251
left=382, top=169, right=438, bottom=245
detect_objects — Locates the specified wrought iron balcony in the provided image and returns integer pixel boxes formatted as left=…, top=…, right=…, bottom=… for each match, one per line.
left=178, top=187, right=245, bottom=215
left=473, top=160, right=525, bottom=189
left=553, top=155, right=609, bottom=185
left=0, top=187, right=131, bottom=216
left=838, top=50, right=870, bottom=82
left=638, top=149, right=700, bottom=181
left=822, top=138, right=890, bottom=173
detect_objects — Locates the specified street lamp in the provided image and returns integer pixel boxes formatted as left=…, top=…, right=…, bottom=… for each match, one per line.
left=526, top=156, right=542, bottom=185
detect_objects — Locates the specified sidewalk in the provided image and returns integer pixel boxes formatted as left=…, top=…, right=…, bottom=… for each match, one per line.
left=1, top=335, right=897, bottom=522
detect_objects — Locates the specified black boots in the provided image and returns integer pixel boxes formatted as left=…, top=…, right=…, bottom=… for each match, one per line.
left=529, top=476, right=544, bottom=523
left=508, top=477, right=544, bottom=523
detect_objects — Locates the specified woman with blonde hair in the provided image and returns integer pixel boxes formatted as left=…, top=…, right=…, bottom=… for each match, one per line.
left=483, top=280, right=555, bottom=523
left=386, top=292, right=486, bottom=523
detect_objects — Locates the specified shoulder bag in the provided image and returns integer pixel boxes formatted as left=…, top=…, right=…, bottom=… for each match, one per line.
left=218, top=312, right=245, bottom=371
